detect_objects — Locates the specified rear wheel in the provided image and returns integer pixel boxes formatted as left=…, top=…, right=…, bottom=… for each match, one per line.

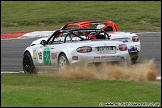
left=22, top=52, right=38, bottom=74
left=58, top=53, right=69, bottom=72
left=131, top=56, right=138, bottom=63
left=129, top=52, right=139, bottom=63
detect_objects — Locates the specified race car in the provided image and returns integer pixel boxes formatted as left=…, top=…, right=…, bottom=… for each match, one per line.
left=60, top=20, right=140, bottom=62
left=22, top=28, right=130, bottom=74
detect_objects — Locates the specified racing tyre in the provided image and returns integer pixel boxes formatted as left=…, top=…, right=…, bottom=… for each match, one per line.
left=58, top=53, right=69, bottom=72
left=23, top=52, right=38, bottom=74
left=131, top=56, right=138, bottom=63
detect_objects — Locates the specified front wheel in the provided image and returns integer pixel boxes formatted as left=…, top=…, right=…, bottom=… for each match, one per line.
left=58, top=53, right=69, bottom=72
left=22, top=52, right=38, bottom=74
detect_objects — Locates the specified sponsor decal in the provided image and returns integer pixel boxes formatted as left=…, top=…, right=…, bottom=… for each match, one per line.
left=93, top=56, right=124, bottom=62
left=51, top=53, right=57, bottom=60
left=123, top=39, right=128, bottom=43
left=33, top=50, right=37, bottom=59
left=38, top=52, right=42, bottom=60
left=94, top=56, right=118, bottom=59
left=128, top=46, right=137, bottom=52
left=43, top=48, right=51, bottom=65
left=37, top=49, right=43, bottom=63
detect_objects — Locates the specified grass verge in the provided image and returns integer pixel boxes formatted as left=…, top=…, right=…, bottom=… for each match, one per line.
left=1, top=1, right=161, bottom=33
left=1, top=73, right=161, bottom=107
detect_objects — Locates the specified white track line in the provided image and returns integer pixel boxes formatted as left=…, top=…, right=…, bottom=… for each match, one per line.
left=1, top=71, right=24, bottom=73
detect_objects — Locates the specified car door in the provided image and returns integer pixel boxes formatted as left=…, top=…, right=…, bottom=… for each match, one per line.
left=36, top=31, right=64, bottom=70
left=36, top=44, right=58, bottom=70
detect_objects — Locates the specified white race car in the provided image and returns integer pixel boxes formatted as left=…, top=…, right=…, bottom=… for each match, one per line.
left=23, top=28, right=130, bottom=74
left=61, top=20, right=140, bottom=62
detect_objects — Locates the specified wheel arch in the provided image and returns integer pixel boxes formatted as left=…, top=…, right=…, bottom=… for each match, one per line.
left=58, top=52, right=70, bottom=65
left=24, top=50, right=30, bottom=55
left=23, top=49, right=34, bottom=59
left=22, top=50, right=38, bottom=74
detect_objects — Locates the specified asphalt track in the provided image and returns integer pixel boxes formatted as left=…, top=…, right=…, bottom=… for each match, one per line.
left=1, top=32, right=161, bottom=78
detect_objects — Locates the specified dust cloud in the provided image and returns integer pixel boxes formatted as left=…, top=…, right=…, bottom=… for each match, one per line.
left=39, top=59, right=158, bottom=81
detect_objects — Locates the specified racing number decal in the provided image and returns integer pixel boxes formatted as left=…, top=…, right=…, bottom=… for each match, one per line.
left=43, top=48, right=51, bottom=65
left=38, top=52, right=42, bottom=60
left=37, top=49, right=43, bottom=63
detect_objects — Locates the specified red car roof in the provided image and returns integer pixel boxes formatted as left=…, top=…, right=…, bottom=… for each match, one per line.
left=61, top=20, right=118, bottom=32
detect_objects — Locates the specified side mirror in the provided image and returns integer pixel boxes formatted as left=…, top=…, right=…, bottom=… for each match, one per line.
left=108, top=34, right=111, bottom=39
left=40, top=40, right=46, bottom=46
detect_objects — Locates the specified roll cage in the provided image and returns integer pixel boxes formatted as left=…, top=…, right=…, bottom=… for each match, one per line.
left=45, top=28, right=111, bottom=45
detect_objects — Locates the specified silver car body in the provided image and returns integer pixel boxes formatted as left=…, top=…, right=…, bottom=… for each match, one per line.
left=96, top=24, right=140, bottom=53
left=30, top=32, right=140, bottom=53
left=24, top=29, right=130, bottom=72
left=109, top=32, right=140, bottom=53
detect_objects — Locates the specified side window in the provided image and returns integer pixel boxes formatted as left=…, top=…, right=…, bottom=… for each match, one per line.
left=65, top=34, right=71, bottom=41
left=50, top=32, right=72, bottom=44
left=46, top=36, right=54, bottom=45
left=71, top=33, right=80, bottom=41
left=52, top=33, right=66, bottom=44
left=46, top=32, right=66, bottom=45
left=54, top=33, right=64, bottom=42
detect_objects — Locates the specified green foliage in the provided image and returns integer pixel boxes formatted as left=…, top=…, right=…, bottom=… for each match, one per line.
left=1, top=1, right=161, bottom=33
